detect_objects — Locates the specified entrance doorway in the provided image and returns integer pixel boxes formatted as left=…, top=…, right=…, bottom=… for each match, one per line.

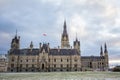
left=42, top=64, right=44, bottom=69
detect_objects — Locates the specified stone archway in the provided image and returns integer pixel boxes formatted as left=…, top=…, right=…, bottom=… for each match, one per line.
left=40, top=62, right=47, bottom=72
left=42, top=64, right=44, bottom=70
left=39, top=56, right=48, bottom=72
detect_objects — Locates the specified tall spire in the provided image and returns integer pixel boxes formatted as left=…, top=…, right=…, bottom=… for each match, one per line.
left=61, top=20, right=70, bottom=48
left=63, top=20, right=67, bottom=35
left=104, top=43, right=108, bottom=53
left=100, top=45, right=103, bottom=56
left=104, top=43, right=109, bottom=70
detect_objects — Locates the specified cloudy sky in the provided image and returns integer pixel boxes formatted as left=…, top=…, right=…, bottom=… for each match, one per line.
left=0, top=0, right=120, bottom=67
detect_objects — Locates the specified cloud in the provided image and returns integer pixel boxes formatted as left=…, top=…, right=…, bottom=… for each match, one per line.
left=40, top=0, right=63, bottom=6
left=0, top=0, right=120, bottom=66
left=0, top=0, right=9, bottom=6
left=69, top=14, right=87, bottom=39
left=0, top=31, right=11, bottom=53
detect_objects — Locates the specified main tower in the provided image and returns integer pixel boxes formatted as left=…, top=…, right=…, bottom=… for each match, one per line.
left=61, top=20, right=70, bottom=48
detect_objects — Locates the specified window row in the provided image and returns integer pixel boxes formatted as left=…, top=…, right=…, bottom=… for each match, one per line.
left=52, top=59, right=78, bottom=62
left=11, top=59, right=37, bottom=62
left=11, top=64, right=78, bottom=68
left=11, top=64, right=36, bottom=68
left=11, top=59, right=78, bottom=62
left=53, top=64, right=77, bottom=68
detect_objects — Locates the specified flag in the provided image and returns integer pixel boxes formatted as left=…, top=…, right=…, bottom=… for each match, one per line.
left=43, top=33, right=47, bottom=36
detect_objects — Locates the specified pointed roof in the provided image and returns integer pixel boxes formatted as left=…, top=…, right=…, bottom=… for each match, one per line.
left=100, top=45, right=103, bottom=56
left=30, top=41, right=33, bottom=48
left=40, top=43, right=49, bottom=53
left=74, top=35, right=80, bottom=46
left=104, top=43, right=108, bottom=53
left=11, top=30, right=19, bottom=44
left=63, top=20, right=67, bottom=35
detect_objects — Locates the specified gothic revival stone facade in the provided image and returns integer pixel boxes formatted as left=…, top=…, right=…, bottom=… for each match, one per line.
left=8, top=21, right=109, bottom=72
left=0, top=54, right=8, bottom=72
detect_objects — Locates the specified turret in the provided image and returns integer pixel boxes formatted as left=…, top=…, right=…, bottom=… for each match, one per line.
left=100, top=45, right=103, bottom=56
left=73, top=37, right=80, bottom=53
left=30, top=41, right=33, bottom=51
left=61, top=20, right=70, bottom=48
left=104, top=43, right=109, bottom=70
left=104, top=43, right=108, bottom=55
left=11, top=30, right=20, bottom=50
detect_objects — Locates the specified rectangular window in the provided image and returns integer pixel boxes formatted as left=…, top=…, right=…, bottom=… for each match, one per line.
left=102, top=63, right=104, bottom=65
left=61, top=59, right=63, bottom=62
left=26, top=59, right=28, bottom=62
left=26, top=64, right=28, bottom=68
left=74, top=64, right=77, bottom=67
left=54, top=59, right=56, bottom=62
left=67, top=59, right=69, bottom=62
left=67, top=64, right=69, bottom=68
left=74, top=59, right=77, bottom=62
left=54, top=64, right=56, bottom=68
left=12, top=58, right=14, bottom=62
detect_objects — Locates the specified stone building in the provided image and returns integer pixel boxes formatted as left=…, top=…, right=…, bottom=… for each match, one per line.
left=0, top=54, right=8, bottom=72
left=81, top=44, right=109, bottom=71
left=7, top=21, right=109, bottom=72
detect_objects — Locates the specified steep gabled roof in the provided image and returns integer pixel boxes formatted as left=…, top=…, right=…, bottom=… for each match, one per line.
left=49, top=49, right=80, bottom=55
left=39, top=44, right=49, bottom=53
left=81, top=56, right=105, bottom=60
left=9, top=48, right=80, bottom=56
left=9, top=49, right=39, bottom=55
